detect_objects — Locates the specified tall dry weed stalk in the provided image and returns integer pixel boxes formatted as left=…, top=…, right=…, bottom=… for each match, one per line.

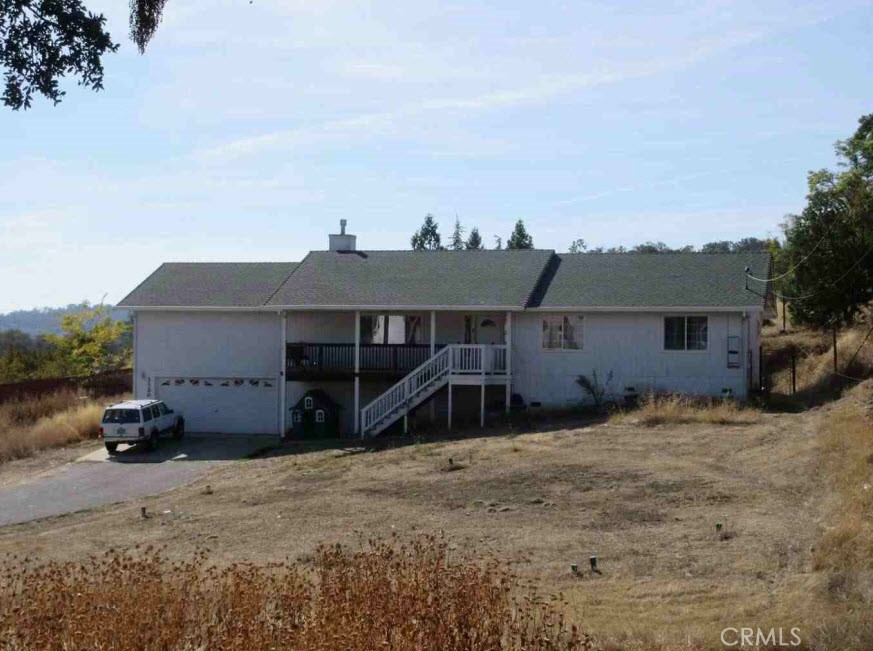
left=815, top=381, right=873, bottom=578
left=0, top=391, right=125, bottom=462
left=0, top=536, right=588, bottom=651
left=769, top=324, right=873, bottom=395
left=611, top=393, right=759, bottom=426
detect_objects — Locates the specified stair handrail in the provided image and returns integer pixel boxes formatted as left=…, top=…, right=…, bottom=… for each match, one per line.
left=360, top=345, right=452, bottom=435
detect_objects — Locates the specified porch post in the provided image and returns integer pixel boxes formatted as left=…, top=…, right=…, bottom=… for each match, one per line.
left=447, top=379, right=453, bottom=431
left=505, top=311, right=512, bottom=415
left=480, top=383, right=485, bottom=428
left=430, top=310, right=436, bottom=423
left=354, top=311, right=361, bottom=435
left=279, top=311, right=287, bottom=437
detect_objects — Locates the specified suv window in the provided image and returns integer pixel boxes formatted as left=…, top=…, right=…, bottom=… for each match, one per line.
left=102, top=409, right=141, bottom=424
left=158, top=402, right=170, bottom=416
left=142, top=407, right=153, bottom=422
left=150, top=405, right=161, bottom=420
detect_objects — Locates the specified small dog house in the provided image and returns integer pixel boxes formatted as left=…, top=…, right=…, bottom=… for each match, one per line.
left=289, top=389, right=341, bottom=438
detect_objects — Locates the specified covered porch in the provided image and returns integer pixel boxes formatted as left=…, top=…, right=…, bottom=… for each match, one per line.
left=279, top=310, right=515, bottom=436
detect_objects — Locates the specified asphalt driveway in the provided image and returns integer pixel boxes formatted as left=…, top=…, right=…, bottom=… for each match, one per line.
left=0, top=434, right=277, bottom=527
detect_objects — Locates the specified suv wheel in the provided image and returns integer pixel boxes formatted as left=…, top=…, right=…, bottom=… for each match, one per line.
left=105, top=442, right=118, bottom=455
left=147, top=431, right=159, bottom=451
left=172, top=417, right=185, bottom=440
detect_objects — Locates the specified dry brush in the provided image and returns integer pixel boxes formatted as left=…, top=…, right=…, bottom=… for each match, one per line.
left=0, top=535, right=587, bottom=651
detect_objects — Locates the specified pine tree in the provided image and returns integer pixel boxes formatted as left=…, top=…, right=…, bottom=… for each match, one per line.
left=466, top=227, right=484, bottom=250
left=449, top=217, right=465, bottom=250
left=506, top=220, right=534, bottom=249
left=493, top=236, right=503, bottom=250
left=410, top=214, right=443, bottom=251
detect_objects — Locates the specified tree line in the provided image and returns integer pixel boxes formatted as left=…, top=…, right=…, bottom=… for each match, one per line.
left=410, top=214, right=776, bottom=255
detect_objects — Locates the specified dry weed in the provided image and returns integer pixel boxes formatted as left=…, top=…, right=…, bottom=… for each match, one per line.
left=0, top=391, right=126, bottom=462
left=768, top=323, right=873, bottom=395
left=814, top=381, right=873, bottom=579
left=0, top=535, right=587, bottom=651
left=611, top=393, right=760, bottom=427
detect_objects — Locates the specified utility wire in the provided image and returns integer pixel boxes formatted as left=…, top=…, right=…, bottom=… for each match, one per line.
left=745, top=217, right=840, bottom=283
left=766, top=241, right=873, bottom=302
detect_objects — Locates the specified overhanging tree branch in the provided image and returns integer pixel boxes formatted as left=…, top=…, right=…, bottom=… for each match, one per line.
left=0, top=0, right=119, bottom=109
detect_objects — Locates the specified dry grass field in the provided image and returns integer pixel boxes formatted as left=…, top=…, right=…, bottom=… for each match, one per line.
left=3, top=323, right=872, bottom=649
left=1, top=400, right=859, bottom=649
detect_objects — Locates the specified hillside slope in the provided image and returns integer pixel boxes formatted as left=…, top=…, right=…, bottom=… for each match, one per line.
left=0, top=304, right=129, bottom=336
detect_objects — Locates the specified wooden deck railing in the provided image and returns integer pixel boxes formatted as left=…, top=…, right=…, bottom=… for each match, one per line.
left=286, top=343, right=444, bottom=376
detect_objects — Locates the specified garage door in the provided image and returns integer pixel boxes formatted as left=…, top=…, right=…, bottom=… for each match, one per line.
left=156, top=377, right=278, bottom=434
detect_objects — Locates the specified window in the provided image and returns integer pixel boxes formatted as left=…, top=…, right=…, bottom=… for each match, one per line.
left=292, top=410, right=302, bottom=423
left=150, top=405, right=162, bottom=420
left=315, top=410, right=325, bottom=423
left=102, top=409, right=141, bottom=424
left=157, top=402, right=170, bottom=416
left=664, top=316, right=708, bottom=351
left=542, top=315, right=583, bottom=350
left=304, top=396, right=313, bottom=410
left=362, top=314, right=424, bottom=344
left=142, top=407, right=153, bottom=422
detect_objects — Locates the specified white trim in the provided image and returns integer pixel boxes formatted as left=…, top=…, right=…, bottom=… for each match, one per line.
left=661, top=314, right=710, bottom=353
left=354, top=311, right=361, bottom=435
left=123, top=304, right=765, bottom=313
left=529, top=305, right=764, bottom=313
left=279, top=311, right=287, bottom=436
left=122, top=304, right=530, bottom=312
left=132, top=312, right=139, bottom=398
left=505, top=311, right=512, bottom=415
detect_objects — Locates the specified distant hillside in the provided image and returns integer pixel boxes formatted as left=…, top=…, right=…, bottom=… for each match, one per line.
left=0, top=304, right=130, bottom=336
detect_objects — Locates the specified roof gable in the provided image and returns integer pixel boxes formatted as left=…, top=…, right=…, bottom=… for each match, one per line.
left=266, top=250, right=554, bottom=308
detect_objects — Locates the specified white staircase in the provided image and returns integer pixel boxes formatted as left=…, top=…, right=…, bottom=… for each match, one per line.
left=360, top=344, right=507, bottom=437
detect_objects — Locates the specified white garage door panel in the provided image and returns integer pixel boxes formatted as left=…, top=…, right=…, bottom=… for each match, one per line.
left=156, top=378, right=277, bottom=434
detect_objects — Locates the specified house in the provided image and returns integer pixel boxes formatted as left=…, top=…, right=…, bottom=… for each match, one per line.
left=118, top=221, right=772, bottom=437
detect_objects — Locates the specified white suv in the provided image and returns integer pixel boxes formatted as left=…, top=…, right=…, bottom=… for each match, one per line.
left=100, top=400, right=184, bottom=454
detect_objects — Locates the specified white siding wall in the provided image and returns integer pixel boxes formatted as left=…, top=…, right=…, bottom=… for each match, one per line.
left=133, top=309, right=758, bottom=435
left=134, top=311, right=281, bottom=434
left=511, top=311, right=753, bottom=406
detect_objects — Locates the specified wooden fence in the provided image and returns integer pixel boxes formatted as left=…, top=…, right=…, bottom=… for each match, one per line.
left=0, top=369, right=132, bottom=404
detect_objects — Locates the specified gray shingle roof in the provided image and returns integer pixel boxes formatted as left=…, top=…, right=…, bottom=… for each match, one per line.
left=266, top=250, right=555, bottom=308
left=529, top=253, right=771, bottom=308
left=118, top=263, right=299, bottom=307
left=118, top=251, right=772, bottom=310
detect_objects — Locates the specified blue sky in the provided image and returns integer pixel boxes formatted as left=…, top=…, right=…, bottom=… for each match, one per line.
left=1, top=0, right=872, bottom=312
